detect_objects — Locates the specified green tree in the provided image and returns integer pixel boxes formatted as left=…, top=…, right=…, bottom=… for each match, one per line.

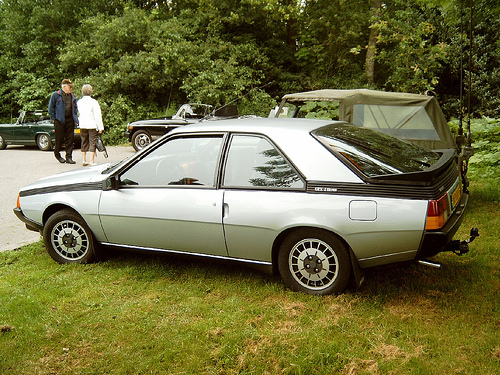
left=1, top=0, right=499, bottom=136
left=373, top=0, right=449, bottom=93
left=295, top=0, right=371, bottom=90
left=0, top=0, right=126, bottom=117
left=439, top=0, right=500, bottom=118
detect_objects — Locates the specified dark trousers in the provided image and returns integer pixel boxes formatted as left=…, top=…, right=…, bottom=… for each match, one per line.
left=80, top=128, right=98, bottom=152
left=54, top=119, right=74, bottom=159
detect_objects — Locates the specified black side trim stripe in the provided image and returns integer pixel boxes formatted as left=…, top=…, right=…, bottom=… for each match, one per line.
left=307, top=181, right=446, bottom=199
left=308, top=158, right=460, bottom=200
left=308, top=166, right=459, bottom=200
left=20, top=182, right=102, bottom=197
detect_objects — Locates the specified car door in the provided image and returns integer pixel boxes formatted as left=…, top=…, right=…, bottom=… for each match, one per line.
left=1, top=115, right=24, bottom=142
left=0, top=123, right=16, bottom=142
left=221, top=134, right=306, bottom=262
left=98, top=134, right=228, bottom=256
left=14, top=114, right=36, bottom=143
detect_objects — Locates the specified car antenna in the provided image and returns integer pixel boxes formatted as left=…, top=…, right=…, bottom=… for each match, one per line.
left=457, top=0, right=474, bottom=191
left=458, top=0, right=464, bottom=142
left=206, top=81, right=274, bottom=119
left=466, top=0, right=473, bottom=150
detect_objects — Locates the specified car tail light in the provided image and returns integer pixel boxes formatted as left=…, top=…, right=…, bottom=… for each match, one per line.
left=425, top=193, right=450, bottom=230
left=17, top=193, right=21, bottom=209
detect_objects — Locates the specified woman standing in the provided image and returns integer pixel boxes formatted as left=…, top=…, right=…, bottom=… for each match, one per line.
left=77, top=84, right=104, bottom=166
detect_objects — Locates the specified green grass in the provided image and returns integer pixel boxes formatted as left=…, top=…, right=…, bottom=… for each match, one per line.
left=1, top=181, right=499, bottom=374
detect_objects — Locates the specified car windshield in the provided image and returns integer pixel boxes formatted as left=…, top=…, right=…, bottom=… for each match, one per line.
left=276, top=101, right=340, bottom=120
left=312, top=123, right=441, bottom=177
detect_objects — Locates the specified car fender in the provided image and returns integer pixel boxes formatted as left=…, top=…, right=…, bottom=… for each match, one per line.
left=19, top=190, right=105, bottom=242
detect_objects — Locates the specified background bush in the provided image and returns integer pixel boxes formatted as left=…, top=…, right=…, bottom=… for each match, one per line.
left=0, top=0, right=499, bottom=146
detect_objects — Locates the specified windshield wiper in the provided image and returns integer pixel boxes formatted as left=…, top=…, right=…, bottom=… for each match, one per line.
left=410, top=158, right=431, bottom=167
left=101, top=161, right=121, bottom=174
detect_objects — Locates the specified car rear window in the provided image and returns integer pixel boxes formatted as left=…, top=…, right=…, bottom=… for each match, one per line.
left=312, top=123, right=441, bottom=177
left=352, top=104, right=440, bottom=140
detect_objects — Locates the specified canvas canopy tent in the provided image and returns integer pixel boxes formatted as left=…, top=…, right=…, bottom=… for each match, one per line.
left=275, top=89, right=457, bottom=151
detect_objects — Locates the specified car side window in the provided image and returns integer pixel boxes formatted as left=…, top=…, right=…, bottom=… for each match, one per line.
left=120, top=136, right=223, bottom=187
left=223, top=135, right=304, bottom=189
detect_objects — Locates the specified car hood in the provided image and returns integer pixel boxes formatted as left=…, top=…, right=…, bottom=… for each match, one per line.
left=20, top=164, right=111, bottom=192
left=130, top=118, right=189, bottom=125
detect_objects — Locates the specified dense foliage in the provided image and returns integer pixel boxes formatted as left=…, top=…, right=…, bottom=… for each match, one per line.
left=455, top=117, right=500, bottom=182
left=0, top=0, right=499, bottom=145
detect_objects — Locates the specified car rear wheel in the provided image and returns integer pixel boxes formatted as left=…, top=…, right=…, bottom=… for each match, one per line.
left=37, top=133, right=52, bottom=151
left=278, top=229, right=351, bottom=295
left=0, top=134, right=6, bottom=149
left=43, top=209, right=96, bottom=264
left=131, top=130, right=152, bottom=151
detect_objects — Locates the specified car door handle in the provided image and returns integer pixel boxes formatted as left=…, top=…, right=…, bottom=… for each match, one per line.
left=223, top=203, right=229, bottom=218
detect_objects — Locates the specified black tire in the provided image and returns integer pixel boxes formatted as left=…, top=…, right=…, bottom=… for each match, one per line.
left=131, top=130, right=152, bottom=151
left=37, top=133, right=52, bottom=151
left=278, top=229, right=351, bottom=295
left=0, top=134, right=6, bottom=150
left=43, top=209, right=96, bottom=264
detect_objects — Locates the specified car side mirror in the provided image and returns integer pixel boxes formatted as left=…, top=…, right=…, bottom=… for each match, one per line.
left=103, top=176, right=120, bottom=191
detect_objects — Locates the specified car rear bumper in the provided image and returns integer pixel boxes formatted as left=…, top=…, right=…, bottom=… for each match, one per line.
left=13, top=207, right=43, bottom=233
left=417, top=192, right=469, bottom=258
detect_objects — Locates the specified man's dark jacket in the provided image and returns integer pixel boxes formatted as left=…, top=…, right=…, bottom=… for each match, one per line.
left=48, top=89, right=79, bottom=125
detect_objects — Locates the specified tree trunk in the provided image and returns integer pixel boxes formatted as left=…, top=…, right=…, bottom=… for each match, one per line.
left=366, top=0, right=382, bottom=83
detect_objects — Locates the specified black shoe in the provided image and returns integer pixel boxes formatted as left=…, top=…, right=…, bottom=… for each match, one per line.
left=56, top=156, right=66, bottom=163
left=66, top=157, right=76, bottom=164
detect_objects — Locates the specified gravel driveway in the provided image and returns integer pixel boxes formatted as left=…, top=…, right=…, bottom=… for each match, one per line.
left=0, top=145, right=135, bottom=252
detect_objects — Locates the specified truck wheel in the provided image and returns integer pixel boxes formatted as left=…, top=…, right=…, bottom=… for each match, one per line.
left=37, top=134, right=52, bottom=151
left=131, top=130, right=152, bottom=151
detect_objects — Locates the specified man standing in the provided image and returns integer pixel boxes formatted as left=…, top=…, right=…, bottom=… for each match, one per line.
left=48, top=78, right=78, bottom=164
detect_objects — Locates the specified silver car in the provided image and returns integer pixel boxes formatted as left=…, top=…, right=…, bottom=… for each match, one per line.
left=14, top=118, right=475, bottom=295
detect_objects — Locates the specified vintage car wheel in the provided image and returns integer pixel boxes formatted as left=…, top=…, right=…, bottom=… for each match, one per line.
left=43, top=209, right=96, bottom=264
left=278, top=229, right=351, bottom=295
left=131, top=130, right=152, bottom=151
left=0, top=134, right=6, bottom=149
left=36, top=133, right=52, bottom=151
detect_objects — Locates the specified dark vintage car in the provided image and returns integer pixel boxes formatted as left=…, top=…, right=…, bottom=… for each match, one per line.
left=125, top=103, right=238, bottom=151
left=0, top=110, right=80, bottom=151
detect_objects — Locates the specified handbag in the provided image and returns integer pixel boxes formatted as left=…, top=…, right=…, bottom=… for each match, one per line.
left=95, top=136, right=108, bottom=158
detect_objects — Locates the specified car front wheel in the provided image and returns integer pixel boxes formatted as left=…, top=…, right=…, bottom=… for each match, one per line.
left=0, top=134, right=6, bottom=149
left=43, top=209, right=96, bottom=264
left=278, top=229, right=351, bottom=295
left=37, top=133, right=52, bottom=151
left=131, top=130, right=152, bottom=151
